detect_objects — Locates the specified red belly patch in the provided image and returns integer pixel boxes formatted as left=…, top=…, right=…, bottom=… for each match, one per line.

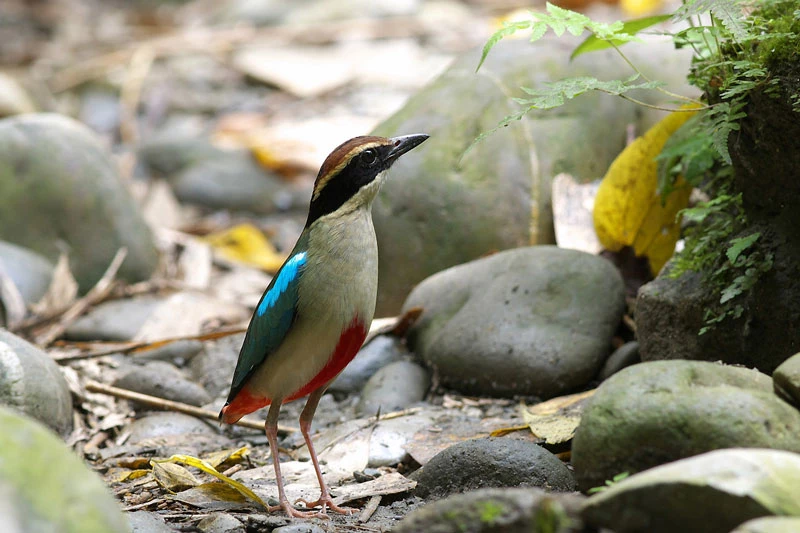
left=220, top=319, right=367, bottom=424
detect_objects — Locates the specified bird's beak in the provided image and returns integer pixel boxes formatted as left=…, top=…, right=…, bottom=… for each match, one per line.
left=386, top=133, right=429, bottom=164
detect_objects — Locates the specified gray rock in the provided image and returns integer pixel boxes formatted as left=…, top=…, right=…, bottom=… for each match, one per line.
left=0, top=407, right=130, bottom=533
left=732, top=517, right=800, bottom=533
left=403, top=246, right=625, bottom=398
left=413, top=438, right=576, bottom=500
left=79, top=86, right=121, bottom=137
left=189, top=334, right=244, bottom=398
left=0, top=240, right=54, bottom=303
left=395, top=487, right=585, bottom=533
left=371, top=39, right=693, bottom=315
left=197, top=513, right=245, bottom=533
left=132, top=339, right=204, bottom=364
left=329, top=335, right=407, bottom=394
left=582, top=448, right=800, bottom=533
left=65, top=295, right=161, bottom=341
left=598, top=341, right=640, bottom=380
left=0, top=329, right=73, bottom=436
left=0, top=113, right=158, bottom=292
left=114, top=361, right=211, bottom=407
left=128, top=412, right=217, bottom=443
left=773, top=352, right=800, bottom=406
left=137, top=126, right=215, bottom=177
left=368, top=414, right=434, bottom=468
left=356, top=360, right=429, bottom=416
left=129, top=511, right=174, bottom=533
left=572, top=360, right=800, bottom=491
left=272, top=524, right=326, bottom=533
left=171, top=151, right=303, bottom=214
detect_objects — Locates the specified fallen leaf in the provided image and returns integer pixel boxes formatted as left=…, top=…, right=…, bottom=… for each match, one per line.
left=520, top=389, right=596, bottom=445
left=332, top=472, right=416, bottom=506
left=200, top=224, right=286, bottom=273
left=30, top=254, right=78, bottom=317
left=593, top=105, right=699, bottom=275
left=170, top=482, right=253, bottom=510
left=202, top=446, right=250, bottom=471
left=114, top=469, right=151, bottom=483
left=152, top=462, right=201, bottom=492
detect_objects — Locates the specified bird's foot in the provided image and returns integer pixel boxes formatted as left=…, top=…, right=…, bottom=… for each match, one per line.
left=268, top=500, right=328, bottom=519
left=295, top=493, right=355, bottom=516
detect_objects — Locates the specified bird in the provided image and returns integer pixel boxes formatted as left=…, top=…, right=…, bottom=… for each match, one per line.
left=219, top=133, right=429, bottom=518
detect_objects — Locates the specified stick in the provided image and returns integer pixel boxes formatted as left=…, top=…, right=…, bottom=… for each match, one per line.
left=35, top=248, right=128, bottom=347
left=84, top=380, right=295, bottom=434
left=358, top=495, right=382, bottom=523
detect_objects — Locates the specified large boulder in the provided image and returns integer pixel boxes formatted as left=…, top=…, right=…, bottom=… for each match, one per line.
left=572, top=360, right=800, bottom=491
left=371, top=38, right=694, bottom=315
left=404, top=246, right=625, bottom=398
left=0, top=113, right=158, bottom=292
left=0, top=407, right=130, bottom=533
left=0, top=329, right=73, bottom=436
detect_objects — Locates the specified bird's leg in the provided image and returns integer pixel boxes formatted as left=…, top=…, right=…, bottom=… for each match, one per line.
left=294, top=387, right=355, bottom=515
left=265, top=401, right=319, bottom=519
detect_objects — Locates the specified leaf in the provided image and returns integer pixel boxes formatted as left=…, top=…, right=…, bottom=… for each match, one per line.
left=200, top=223, right=287, bottom=273
left=202, top=446, right=250, bottom=471
left=726, top=233, right=760, bottom=264
left=520, top=389, right=596, bottom=445
left=477, top=20, right=531, bottom=71
left=152, top=462, right=201, bottom=492
left=571, top=14, right=671, bottom=60
left=30, top=254, right=78, bottom=317
left=593, top=104, right=701, bottom=275
left=151, top=455, right=268, bottom=509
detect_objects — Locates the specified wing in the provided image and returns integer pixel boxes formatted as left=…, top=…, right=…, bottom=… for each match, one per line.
left=224, top=232, right=309, bottom=405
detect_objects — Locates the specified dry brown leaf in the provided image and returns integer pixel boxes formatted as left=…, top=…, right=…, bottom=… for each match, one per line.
left=202, top=447, right=250, bottom=471
left=520, top=389, right=596, bottom=445
left=332, top=472, right=416, bottom=506
left=30, top=254, right=78, bottom=317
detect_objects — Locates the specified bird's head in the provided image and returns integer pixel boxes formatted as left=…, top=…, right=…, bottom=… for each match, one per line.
left=306, top=133, right=428, bottom=226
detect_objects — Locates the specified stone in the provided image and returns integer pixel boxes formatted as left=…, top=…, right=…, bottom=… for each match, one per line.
left=189, top=334, right=245, bottom=399
left=132, top=339, right=204, bottom=364
left=0, top=240, right=53, bottom=304
left=0, top=407, right=129, bottom=533
left=65, top=295, right=161, bottom=341
left=598, top=341, right=640, bottom=380
left=395, top=487, right=585, bottom=533
left=368, top=414, right=434, bottom=468
left=0, top=113, right=158, bottom=292
left=773, top=352, right=800, bottom=406
left=356, top=360, right=430, bottom=417
left=413, top=438, right=575, bottom=500
left=403, top=246, right=625, bottom=398
left=371, top=39, right=693, bottom=315
left=329, top=335, right=407, bottom=394
left=0, top=329, right=73, bottom=436
left=572, top=360, right=800, bottom=491
left=197, top=513, right=245, bottom=533
left=271, top=524, right=326, bottom=533
left=170, top=150, right=303, bottom=214
left=128, top=511, right=174, bottom=533
left=79, top=86, right=121, bottom=137
left=137, top=127, right=216, bottom=177
left=582, top=448, right=800, bottom=533
left=113, top=361, right=211, bottom=407
left=732, top=517, right=800, bottom=533
left=127, top=412, right=217, bottom=444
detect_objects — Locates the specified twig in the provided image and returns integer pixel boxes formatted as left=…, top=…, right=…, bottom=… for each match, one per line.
left=35, top=248, right=128, bottom=347
left=123, top=498, right=164, bottom=512
left=120, top=45, right=155, bottom=145
left=358, top=495, right=382, bottom=523
left=84, top=380, right=294, bottom=434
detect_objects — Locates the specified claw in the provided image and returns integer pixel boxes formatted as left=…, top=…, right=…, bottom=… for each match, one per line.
left=295, top=494, right=355, bottom=516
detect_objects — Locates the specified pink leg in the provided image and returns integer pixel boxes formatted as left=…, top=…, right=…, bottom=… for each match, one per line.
left=264, top=401, right=319, bottom=519
left=294, top=387, right=355, bottom=516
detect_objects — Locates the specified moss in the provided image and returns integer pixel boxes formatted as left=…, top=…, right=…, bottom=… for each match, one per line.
left=478, top=500, right=506, bottom=524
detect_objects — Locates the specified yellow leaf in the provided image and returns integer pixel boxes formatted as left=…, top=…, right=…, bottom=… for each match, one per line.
left=151, top=455, right=268, bottom=509
left=621, top=0, right=665, bottom=17
left=202, top=446, right=250, bottom=471
left=593, top=105, right=699, bottom=275
left=113, top=469, right=150, bottom=483
left=152, top=462, right=200, bottom=492
left=200, top=224, right=286, bottom=273
left=520, top=389, right=596, bottom=445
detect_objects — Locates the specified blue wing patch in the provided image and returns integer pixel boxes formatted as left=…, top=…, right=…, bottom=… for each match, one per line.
left=257, top=252, right=306, bottom=317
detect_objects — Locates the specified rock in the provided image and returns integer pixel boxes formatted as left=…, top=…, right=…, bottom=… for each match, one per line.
left=356, top=360, right=430, bottom=416
left=197, top=513, right=246, bottom=533
left=65, top=295, right=161, bottom=341
left=171, top=150, right=302, bottom=214
left=0, top=407, right=129, bottom=533
left=368, top=414, right=434, bottom=468
left=582, top=448, right=800, bottom=533
left=0, top=329, right=73, bottom=436
left=132, top=339, right=204, bottom=364
left=395, top=487, right=585, bottom=533
left=128, top=511, right=174, bottom=533
left=403, top=246, right=625, bottom=398
left=329, top=335, right=407, bottom=394
left=732, top=517, right=800, bottom=533
left=371, top=39, right=693, bottom=315
left=189, top=334, right=245, bottom=399
left=598, top=341, right=640, bottom=380
left=138, top=128, right=216, bottom=177
left=572, top=360, right=800, bottom=491
left=413, top=438, right=575, bottom=500
left=127, top=412, right=217, bottom=444
left=79, top=86, right=121, bottom=137
left=114, top=361, right=211, bottom=407
left=272, top=524, right=326, bottom=533
left=773, top=352, right=800, bottom=406
left=0, top=72, right=36, bottom=117
left=0, top=113, right=158, bottom=292
left=0, top=240, right=53, bottom=303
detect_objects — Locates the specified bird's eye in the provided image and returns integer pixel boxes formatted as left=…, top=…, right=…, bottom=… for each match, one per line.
left=362, top=149, right=378, bottom=166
